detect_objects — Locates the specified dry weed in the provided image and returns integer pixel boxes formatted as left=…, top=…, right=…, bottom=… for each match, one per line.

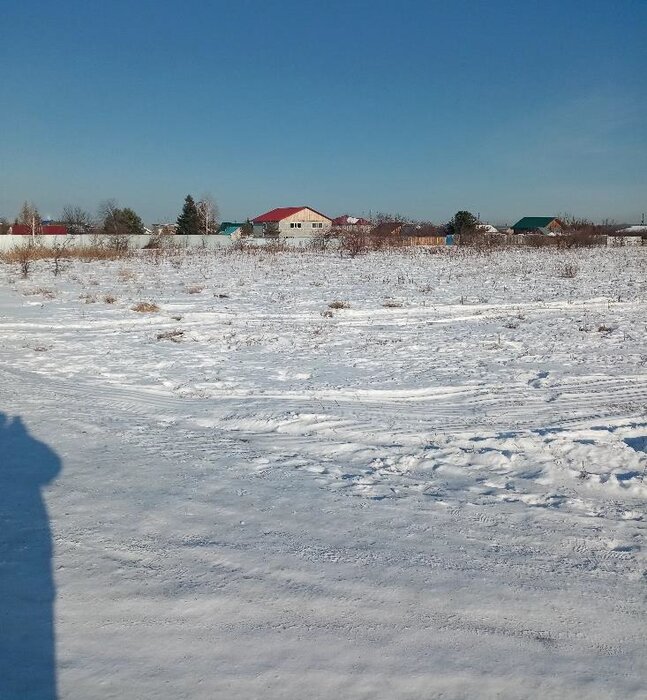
left=118, top=268, right=136, bottom=282
left=156, top=329, right=184, bottom=342
left=132, top=302, right=160, bottom=313
left=557, top=263, right=579, bottom=278
left=24, top=287, right=56, bottom=299
left=0, top=242, right=131, bottom=265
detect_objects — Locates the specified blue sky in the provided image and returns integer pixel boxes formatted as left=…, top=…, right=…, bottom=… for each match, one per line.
left=1, top=0, right=645, bottom=224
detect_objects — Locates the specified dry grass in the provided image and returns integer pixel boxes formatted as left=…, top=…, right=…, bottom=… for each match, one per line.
left=156, top=329, right=184, bottom=342
left=229, top=240, right=292, bottom=255
left=558, top=263, right=579, bottom=279
left=24, top=287, right=56, bottom=299
left=132, top=302, right=160, bottom=313
left=383, top=299, right=403, bottom=308
left=104, top=294, right=117, bottom=304
left=0, top=242, right=132, bottom=265
left=187, top=285, right=204, bottom=294
left=117, top=268, right=136, bottom=282
left=328, top=300, right=350, bottom=309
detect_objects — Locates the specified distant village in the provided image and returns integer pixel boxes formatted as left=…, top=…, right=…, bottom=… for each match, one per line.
left=1, top=197, right=646, bottom=247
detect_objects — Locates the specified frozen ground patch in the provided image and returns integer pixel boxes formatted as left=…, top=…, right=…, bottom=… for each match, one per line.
left=1, top=246, right=646, bottom=699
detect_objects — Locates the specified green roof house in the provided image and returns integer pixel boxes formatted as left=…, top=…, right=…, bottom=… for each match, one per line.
left=511, top=217, right=564, bottom=235
left=219, top=222, right=245, bottom=238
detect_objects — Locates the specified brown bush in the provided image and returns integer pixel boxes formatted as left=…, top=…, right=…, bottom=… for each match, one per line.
left=558, top=263, right=578, bottom=278
left=156, top=329, right=184, bottom=342
left=519, top=233, right=605, bottom=249
left=132, top=302, right=160, bottom=313
left=458, top=233, right=506, bottom=249
left=228, top=239, right=291, bottom=255
left=0, top=241, right=132, bottom=266
left=339, top=230, right=369, bottom=257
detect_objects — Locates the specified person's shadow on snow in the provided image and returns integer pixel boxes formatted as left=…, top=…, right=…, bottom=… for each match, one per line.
left=0, top=413, right=61, bottom=700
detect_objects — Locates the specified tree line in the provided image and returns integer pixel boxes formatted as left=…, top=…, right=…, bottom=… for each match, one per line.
left=2, top=194, right=221, bottom=236
left=1, top=200, right=619, bottom=239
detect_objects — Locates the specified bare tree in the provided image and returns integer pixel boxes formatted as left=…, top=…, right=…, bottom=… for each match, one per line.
left=98, top=199, right=121, bottom=236
left=51, top=239, right=71, bottom=276
left=374, top=211, right=406, bottom=224
left=14, top=242, right=36, bottom=278
left=196, top=194, right=220, bottom=235
left=339, top=228, right=369, bottom=257
left=60, top=205, right=94, bottom=234
left=98, top=199, right=144, bottom=236
left=17, top=201, right=41, bottom=236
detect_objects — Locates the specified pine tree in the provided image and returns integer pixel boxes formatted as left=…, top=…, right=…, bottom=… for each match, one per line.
left=118, top=208, right=145, bottom=236
left=100, top=202, right=145, bottom=236
left=446, top=210, right=478, bottom=236
left=176, top=195, right=201, bottom=235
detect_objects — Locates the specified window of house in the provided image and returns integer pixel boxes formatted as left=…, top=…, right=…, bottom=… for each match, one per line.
left=312, top=222, right=323, bottom=228
left=290, top=222, right=302, bottom=229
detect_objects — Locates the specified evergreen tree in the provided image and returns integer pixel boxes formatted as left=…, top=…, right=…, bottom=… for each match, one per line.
left=176, top=195, right=201, bottom=235
left=118, top=208, right=145, bottom=236
left=100, top=203, right=145, bottom=236
left=446, top=210, right=478, bottom=236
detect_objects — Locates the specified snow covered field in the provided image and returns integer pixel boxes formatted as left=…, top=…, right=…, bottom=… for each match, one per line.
left=1, top=246, right=646, bottom=699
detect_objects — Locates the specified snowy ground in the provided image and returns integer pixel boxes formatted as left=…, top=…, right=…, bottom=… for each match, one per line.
left=1, top=246, right=646, bottom=699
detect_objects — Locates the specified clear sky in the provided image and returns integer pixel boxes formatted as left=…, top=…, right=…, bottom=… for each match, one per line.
left=1, top=0, right=645, bottom=225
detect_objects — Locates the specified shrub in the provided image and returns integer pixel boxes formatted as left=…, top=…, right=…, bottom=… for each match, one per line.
left=0, top=241, right=131, bottom=265
left=156, top=329, right=184, bottom=342
left=132, top=302, right=160, bottom=313
left=309, top=228, right=338, bottom=251
left=144, top=234, right=163, bottom=250
left=328, top=300, right=350, bottom=309
left=558, top=263, right=578, bottom=279
left=339, top=229, right=369, bottom=257
left=18, top=250, right=34, bottom=278
left=24, top=287, right=56, bottom=299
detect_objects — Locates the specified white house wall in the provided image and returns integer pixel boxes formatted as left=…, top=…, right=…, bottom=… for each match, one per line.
left=279, top=208, right=332, bottom=237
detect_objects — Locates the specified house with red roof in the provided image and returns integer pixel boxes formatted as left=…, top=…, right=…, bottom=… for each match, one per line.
left=332, top=214, right=372, bottom=232
left=252, top=206, right=332, bottom=238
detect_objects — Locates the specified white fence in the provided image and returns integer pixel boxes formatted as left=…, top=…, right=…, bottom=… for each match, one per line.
left=0, top=234, right=319, bottom=252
